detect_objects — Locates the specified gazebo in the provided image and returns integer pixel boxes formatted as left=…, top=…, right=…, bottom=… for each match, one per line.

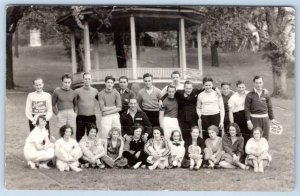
left=57, top=6, right=206, bottom=87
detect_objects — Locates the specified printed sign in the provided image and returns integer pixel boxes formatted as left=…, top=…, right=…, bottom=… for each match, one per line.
left=32, top=101, right=47, bottom=114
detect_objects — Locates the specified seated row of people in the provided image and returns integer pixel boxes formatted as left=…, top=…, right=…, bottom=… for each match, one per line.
left=24, top=115, right=271, bottom=173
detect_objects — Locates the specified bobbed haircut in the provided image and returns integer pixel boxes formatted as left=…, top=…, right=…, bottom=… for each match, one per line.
left=229, top=123, right=241, bottom=135
left=87, top=124, right=98, bottom=136
left=151, top=126, right=164, bottom=137
left=170, top=130, right=183, bottom=141
left=253, top=127, right=263, bottom=136
left=36, top=115, right=46, bottom=126
left=108, top=127, right=122, bottom=138
left=208, top=125, right=219, bottom=135
left=59, top=124, right=74, bottom=137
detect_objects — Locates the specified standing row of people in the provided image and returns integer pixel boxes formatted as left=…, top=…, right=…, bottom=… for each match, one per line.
left=24, top=71, right=276, bottom=173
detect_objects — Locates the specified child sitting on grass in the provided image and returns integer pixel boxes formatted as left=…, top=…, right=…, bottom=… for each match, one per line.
left=169, top=130, right=185, bottom=168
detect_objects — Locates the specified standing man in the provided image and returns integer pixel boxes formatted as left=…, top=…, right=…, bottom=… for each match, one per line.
left=74, top=72, right=99, bottom=142
left=120, top=97, right=152, bottom=141
left=52, top=73, right=77, bottom=132
left=220, top=81, right=234, bottom=133
left=98, top=75, right=122, bottom=139
left=25, top=77, right=52, bottom=133
left=161, top=71, right=184, bottom=95
left=137, top=73, right=162, bottom=127
left=245, top=76, right=276, bottom=140
left=118, top=76, right=136, bottom=114
left=159, top=85, right=181, bottom=141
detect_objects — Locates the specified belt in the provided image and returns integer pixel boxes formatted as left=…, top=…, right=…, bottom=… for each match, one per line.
left=250, top=113, right=268, bottom=118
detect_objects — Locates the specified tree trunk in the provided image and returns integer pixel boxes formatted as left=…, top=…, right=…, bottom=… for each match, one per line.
left=6, top=32, right=15, bottom=89
left=114, top=32, right=127, bottom=68
left=271, top=67, right=288, bottom=98
left=211, top=43, right=219, bottom=67
left=14, top=27, right=19, bottom=57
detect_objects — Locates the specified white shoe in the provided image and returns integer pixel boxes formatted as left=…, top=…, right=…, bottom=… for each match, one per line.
left=148, top=165, right=155, bottom=170
left=39, top=163, right=50, bottom=169
left=133, top=161, right=142, bottom=169
left=28, top=161, right=37, bottom=170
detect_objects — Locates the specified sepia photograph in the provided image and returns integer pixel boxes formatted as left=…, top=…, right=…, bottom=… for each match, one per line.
left=5, top=5, right=295, bottom=191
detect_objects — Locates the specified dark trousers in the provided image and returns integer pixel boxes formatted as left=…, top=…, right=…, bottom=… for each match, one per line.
left=224, top=112, right=230, bottom=133
left=201, top=113, right=221, bottom=141
left=234, top=110, right=252, bottom=160
left=76, top=115, right=96, bottom=142
left=143, top=110, right=160, bottom=127
left=29, top=120, right=50, bottom=135
left=250, top=116, right=270, bottom=141
left=122, top=151, right=148, bottom=166
left=179, top=119, right=198, bottom=142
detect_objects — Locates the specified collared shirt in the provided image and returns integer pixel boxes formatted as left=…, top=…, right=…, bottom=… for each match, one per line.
left=244, top=88, right=274, bottom=121
left=119, top=88, right=135, bottom=113
left=120, top=109, right=152, bottom=136
left=228, top=91, right=249, bottom=113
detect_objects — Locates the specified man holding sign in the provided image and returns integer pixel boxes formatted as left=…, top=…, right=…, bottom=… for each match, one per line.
left=25, top=77, right=53, bottom=133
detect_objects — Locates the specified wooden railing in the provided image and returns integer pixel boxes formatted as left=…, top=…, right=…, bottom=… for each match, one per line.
left=73, top=67, right=202, bottom=85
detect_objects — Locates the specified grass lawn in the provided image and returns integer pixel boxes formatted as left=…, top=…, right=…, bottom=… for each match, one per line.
left=5, top=46, right=295, bottom=191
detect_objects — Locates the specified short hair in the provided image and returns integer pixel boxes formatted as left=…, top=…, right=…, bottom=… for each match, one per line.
left=33, top=77, right=43, bottom=84
left=119, top=76, right=128, bottom=82
left=151, top=126, right=164, bottom=137
left=236, top=80, right=245, bottom=86
left=171, top=71, right=181, bottom=77
left=61, top=73, right=72, bottom=81
left=203, top=77, right=214, bottom=84
left=105, top=75, right=115, bottom=83
left=229, top=123, right=241, bottom=135
left=253, top=75, right=263, bottom=82
left=35, top=115, right=46, bottom=126
left=184, top=80, right=193, bottom=86
left=143, top=73, right=153, bottom=79
left=132, top=123, right=144, bottom=135
left=253, top=127, right=263, bottom=136
left=221, top=81, right=231, bottom=87
left=83, top=72, right=91, bottom=79
left=190, top=126, right=200, bottom=133
left=87, top=124, right=98, bottom=136
left=207, top=125, right=219, bottom=135
left=108, top=127, right=121, bottom=138
left=167, top=84, right=176, bottom=92
left=59, top=124, right=74, bottom=137
left=170, top=130, right=183, bottom=141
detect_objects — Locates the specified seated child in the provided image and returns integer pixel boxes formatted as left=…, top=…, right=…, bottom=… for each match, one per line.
left=169, top=130, right=185, bottom=168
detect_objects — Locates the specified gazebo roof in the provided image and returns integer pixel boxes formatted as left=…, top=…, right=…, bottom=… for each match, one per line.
left=57, top=6, right=206, bottom=33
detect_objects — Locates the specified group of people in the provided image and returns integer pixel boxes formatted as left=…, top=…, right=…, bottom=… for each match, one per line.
left=24, top=71, right=276, bottom=173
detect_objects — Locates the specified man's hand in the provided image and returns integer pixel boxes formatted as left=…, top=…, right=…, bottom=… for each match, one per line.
left=135, top=151, right=141, bottom=158
left=247, top=121, right=253, bottom=131
left=158, top=100, right=164, bottom=110
left=219, top=122, right=224, bottom=130
left=142, top=133, right=148, bottom=142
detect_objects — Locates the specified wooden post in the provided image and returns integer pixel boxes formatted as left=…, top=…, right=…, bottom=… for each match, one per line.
left=179, top=18, right=187, bottom=79
left=94, top=37, right=100, bottom=70
left=83, top=21, right=91, bottom=72
left=130, top=16, right=137, bottom=80
left=70, top=31, right=77, bottom=73
left=197, top=26, right=203, bottom=79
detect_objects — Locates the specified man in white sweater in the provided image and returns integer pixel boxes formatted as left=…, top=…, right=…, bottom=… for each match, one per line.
left=25, top=77, right=52, bottom=133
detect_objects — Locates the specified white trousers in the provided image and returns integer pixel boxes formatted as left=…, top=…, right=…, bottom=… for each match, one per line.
left=163, top=117, right=181, bottom=141
left=100, top=113, right=121, bottom=139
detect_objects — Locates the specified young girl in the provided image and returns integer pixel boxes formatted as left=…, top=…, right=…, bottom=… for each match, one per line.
left=102, top=127, right=125, bottom=168
left=55, top=125, right=83, bottom=172
left=219, top=123, right=249, bottom=170
left=24, top=115, right=55, bottom=169
left=169, top=130, right=185, bottom=168
left=204, top=125, right=224, bottom=168
left=122, top=123, right=148, bottom=169
left=245, top=127, right=272, bottom=172
left=144, top=127, right=171, bottom=170
left=184, top=126, right=205, bottom=171
left=79, top=125, right=106, bottom=168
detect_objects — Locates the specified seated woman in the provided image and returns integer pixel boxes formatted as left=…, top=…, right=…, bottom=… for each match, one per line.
left=79, top=125, right=106, bottom=168
left=122, top=123, right=148, bottom=169
left=219, top=123, right=249, bottom=170
left=169, top=130, right=185, bottom=168
left=55, top=125, right=83, bottom=172
left=24, top=115, right=54, bottom=169
left=204, top=125, right=225, bottom=168
left=184, top=126, right=205, bottom=171
left=245, top=127, right=272, bottom=173
left=144, top=126, right=171, bottom=170
left=102, top=127, right=125, bottom=168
